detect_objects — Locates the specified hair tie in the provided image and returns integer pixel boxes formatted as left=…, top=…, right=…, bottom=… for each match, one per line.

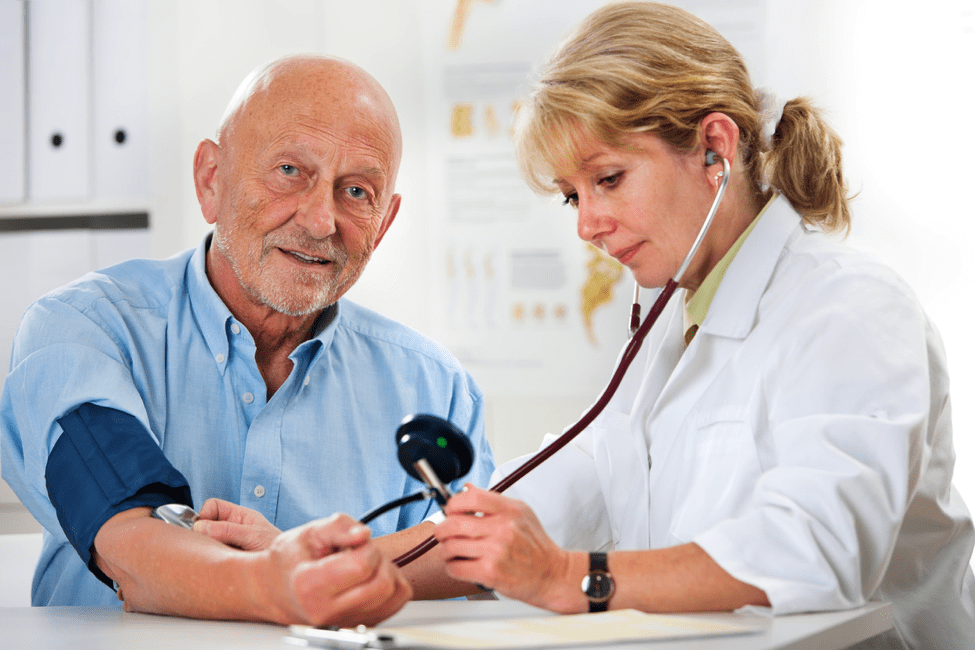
left=755, top=87, right=787, bottom=151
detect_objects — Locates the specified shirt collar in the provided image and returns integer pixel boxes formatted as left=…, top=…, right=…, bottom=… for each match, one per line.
left=186, top=235, right=236, bottom=373
left=185, top=234, right=342, bottom=375
left=696, top=193, right=804, bottom=340
left=684, top=195, right=775, bottom=333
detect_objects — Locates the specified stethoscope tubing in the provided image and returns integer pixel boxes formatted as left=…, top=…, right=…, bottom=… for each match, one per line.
left=394, top=157, right=732, bottom=568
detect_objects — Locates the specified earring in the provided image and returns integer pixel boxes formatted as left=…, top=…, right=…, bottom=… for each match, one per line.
left=714, top=170, right=724, bottom=183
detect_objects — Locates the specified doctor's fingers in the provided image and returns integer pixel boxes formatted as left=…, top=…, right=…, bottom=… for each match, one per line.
left=438, top=540, right=533, bottom=598
left=433, top=507, right=499, bottom=544
left=442, top=532, right=570, bottom=608
left=442, top=490, right=542, bottom=535
left=442, top=484, right=514, bottom=516
left=442, top=495, right=546, bottom=539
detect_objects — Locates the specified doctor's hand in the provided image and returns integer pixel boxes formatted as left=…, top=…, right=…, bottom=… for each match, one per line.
left=433, top=485, right=582, bottom=613
left=195, top=498, right=281, bottom=551
left=258, top=513, right=412, bottom=627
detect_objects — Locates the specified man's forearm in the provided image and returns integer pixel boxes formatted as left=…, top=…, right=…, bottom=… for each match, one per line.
left=94, top=507, right=413, bottom=627
left=93, top=507, right=282, bottom=622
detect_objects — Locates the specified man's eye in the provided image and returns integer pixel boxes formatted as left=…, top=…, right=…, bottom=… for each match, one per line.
left=346, top=186, right=368, bottom=200
left=279, top=164, right=299, bottom=176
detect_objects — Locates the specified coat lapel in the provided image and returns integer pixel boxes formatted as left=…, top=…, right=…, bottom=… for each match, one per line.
left=600, top=196, right=806, bottom=549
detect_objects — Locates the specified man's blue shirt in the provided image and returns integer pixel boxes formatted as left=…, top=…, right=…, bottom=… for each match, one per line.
left=0, top=236, right=494, bottom=606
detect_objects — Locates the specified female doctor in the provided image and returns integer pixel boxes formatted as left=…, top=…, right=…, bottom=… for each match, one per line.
left=426, top=3, right=975, bottom=648
left=195, top=2, right=975, bottom=647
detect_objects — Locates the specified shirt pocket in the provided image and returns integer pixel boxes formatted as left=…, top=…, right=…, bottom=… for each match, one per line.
left=668, top=407, right=762, bottom=543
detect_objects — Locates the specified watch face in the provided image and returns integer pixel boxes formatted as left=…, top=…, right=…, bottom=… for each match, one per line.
left=582, top=571, right=614, bottom=602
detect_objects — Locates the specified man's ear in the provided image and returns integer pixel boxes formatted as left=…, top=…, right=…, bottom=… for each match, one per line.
left=372, top=193, right=401, bottom=250
left=699, top=113, right=740, bottom=186
left=193, top=139, right=221, bottom=225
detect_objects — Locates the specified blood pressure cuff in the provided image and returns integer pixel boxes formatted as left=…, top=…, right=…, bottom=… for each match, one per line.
left=47, top=403, right=193, bottom=589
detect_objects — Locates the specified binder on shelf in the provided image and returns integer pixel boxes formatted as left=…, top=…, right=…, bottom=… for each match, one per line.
left=91, top=0, right=150, bottom=200
left=0, top=1, right=27, bottom=204
left=27, top=0, right=92, bottom=201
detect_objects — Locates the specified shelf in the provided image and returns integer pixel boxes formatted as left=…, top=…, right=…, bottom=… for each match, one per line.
left=0, top=210, right=149, bottom=232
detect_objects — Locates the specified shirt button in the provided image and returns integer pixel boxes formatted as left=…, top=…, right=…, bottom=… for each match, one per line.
left=215, top=353, right=225, bottom=364
left=303, top=376, right=310, bottom=386
left=254, top=485, right=265, bottom=498
left=231, top=323, right=241, bottom=335
left=242, top=392, right=254, bottom=403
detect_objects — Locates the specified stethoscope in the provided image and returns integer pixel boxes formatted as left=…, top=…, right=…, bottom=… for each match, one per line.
left=392, top=152, right=731, bottom=567
left=150, top=153, right=731, bottom=568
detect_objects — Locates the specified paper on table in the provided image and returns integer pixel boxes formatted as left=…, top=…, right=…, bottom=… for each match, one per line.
left=379, top=609, right=762, bottom=649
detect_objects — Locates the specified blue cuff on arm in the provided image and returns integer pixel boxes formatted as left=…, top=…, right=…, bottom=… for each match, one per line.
left=47, top=404, right=193, bottom=590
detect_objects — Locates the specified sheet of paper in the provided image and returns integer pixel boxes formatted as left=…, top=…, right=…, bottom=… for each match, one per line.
left=381, top=609, right=762, bottom=649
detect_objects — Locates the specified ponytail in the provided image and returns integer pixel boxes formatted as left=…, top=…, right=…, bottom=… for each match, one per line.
left=761, top=98, right=852, bottom=234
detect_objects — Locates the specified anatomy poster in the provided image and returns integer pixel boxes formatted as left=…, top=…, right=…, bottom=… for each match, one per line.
left=419, top=0, right=766, bottom=395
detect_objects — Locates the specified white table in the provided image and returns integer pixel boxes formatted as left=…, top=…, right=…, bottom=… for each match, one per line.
left=0, top=600, right=892, bottom=649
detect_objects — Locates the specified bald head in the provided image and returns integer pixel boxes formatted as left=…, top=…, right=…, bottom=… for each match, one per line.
left=195, top=53, right=405, bottom=320
left=218, top=54, right=403, bottom=189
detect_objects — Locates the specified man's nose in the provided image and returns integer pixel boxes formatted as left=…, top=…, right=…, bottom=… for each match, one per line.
left=293, top=181, right=337, bottom=239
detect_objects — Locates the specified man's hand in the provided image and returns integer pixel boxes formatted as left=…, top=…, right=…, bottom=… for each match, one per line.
left=258, top=513, right=413, bottom=627
left=95, top=508, right=411, bottom=627
left=194, top=498, right=281, bottom=551
left=193, top=500, right=413, bottom=625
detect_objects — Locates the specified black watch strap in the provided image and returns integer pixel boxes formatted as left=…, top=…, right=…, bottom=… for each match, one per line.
left=582, top=551, right=614, bottom=612
left=590, top=551, right=608, bottom=572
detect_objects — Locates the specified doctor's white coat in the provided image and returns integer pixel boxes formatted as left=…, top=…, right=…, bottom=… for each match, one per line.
left=495, top=197, right=975, bottom=649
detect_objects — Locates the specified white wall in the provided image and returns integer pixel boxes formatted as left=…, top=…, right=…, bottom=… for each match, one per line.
left=764, top=0, right=975, bottom=512
left=4, top=0, right=975, bottom=549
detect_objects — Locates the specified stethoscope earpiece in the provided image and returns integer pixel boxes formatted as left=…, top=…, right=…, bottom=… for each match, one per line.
left=704, top=149, right=720, bottom=166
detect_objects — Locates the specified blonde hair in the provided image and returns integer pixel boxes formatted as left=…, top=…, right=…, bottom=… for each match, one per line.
left=515, top=1, right=851, bottom=233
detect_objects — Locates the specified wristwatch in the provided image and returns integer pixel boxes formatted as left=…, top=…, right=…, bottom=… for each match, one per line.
left=581, top=551, right=615, bottom=612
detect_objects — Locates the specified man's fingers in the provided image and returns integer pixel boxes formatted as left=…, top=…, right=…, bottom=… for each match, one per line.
left=197, top=498, right=240, bottom=522
left=301, top=515, right=372, bottom=557
left=294, top=549, right=412, bottom=627
left=194, top=520, right=268, bottom=551
left=308, top=543, right=385, bottom=594
left=325, top=570, right=412, bottom=628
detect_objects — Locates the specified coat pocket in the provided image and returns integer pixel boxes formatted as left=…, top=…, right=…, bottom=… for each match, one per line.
left=668, top=408, right=762, bottom=543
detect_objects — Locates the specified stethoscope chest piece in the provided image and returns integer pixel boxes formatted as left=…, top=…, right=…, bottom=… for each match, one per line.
left=150, top=503, right=200, bottom=530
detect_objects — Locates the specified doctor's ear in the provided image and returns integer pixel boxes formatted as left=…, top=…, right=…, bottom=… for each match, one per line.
left=699, top=113, right=739, bottom=175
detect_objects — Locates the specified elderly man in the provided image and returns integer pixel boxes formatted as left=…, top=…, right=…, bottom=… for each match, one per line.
left=0, top=54, right=494, bottom=626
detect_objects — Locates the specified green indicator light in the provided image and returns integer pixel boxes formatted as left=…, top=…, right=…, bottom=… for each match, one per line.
left=437, top=436, right=448, bottom=448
